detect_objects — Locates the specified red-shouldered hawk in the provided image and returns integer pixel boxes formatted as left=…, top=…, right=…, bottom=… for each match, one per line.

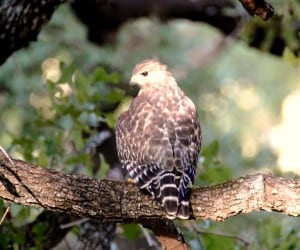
left=116, top=59, right=201, bottom=219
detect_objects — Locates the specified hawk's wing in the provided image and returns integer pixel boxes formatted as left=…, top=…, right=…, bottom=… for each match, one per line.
left=116, top=91, right=201, bottom=218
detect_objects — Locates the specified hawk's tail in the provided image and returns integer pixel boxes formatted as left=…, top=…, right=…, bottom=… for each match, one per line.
left=149, top=171, right=192, bottom=219
left=176, top=190, right=191, bottom=219
left=126, top=163, right=192, bottom=219
left=157, top=172, right=179, bottom=218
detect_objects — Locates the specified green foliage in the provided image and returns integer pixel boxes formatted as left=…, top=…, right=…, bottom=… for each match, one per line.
left=283, top=47, right=300, bottom=66
left=1, top=58, right=125, bottom=247
left=31, top=222, right=47, bottom=248
left=121, top=224, right=142, bottom=241
left=201, top=234, right=238, bottom=250
left=256, top=216, right=300, bottom=250
left=10, top=61, right=123, bottom=175
left=202, top=140, right=219, bottom=168
left=198, top=141, right=232, bottom=184
left=0, top=205, right=25, bottom=249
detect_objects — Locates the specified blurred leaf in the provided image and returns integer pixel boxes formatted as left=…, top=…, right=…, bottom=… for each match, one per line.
left=121, top=224, right=142, bottom=241
left=32, top=222, right=47, bottom=245
left=282, top=47, right=299, bottom=66
left=98, top=154, right=110, bottom=179
left=202, top=234, right=237, bottom=250
left=198, top=141, right=232, bottom=183
left=201, top=140, right=219, bottom=168
left=92, top=67, right=120, bottom=83
left=58, top=63, right=77, bottom=83
left=105, top=88, right=125, bottom=103
left=200, top=166, right=232, bottom=184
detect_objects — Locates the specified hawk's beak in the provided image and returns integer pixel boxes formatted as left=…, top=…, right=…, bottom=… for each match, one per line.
left=129, top=75, right=138, bottom=86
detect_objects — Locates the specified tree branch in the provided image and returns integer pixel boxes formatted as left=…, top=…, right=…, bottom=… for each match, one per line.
left=1, top=151, right=300, bottom=222
left=0, top=0, right=66, bottom=65
left=0, top=0, right=275, bottom=65
left=239, top=0, right=274, bottom=20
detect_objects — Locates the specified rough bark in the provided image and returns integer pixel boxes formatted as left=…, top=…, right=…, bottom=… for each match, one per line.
left=1, top=151, right=300, bottom=222
left=2, top=150, right=300, bottom=249
left=239, top=0, right=274, bottom=20
left=0, top=0, right=65, bottom=65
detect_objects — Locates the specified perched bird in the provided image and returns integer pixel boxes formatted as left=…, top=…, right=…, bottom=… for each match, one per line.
left=116, top=59, right=201, bottom=219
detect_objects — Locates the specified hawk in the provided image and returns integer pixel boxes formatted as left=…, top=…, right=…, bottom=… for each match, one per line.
left=116, top=59, right=201, bottom=219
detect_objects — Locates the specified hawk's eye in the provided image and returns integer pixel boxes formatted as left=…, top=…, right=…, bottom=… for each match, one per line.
left=141, top=71, right=148, bottom=76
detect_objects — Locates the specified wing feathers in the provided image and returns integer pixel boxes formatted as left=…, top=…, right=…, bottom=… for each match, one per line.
left=116, top=60, right=201, bottom=219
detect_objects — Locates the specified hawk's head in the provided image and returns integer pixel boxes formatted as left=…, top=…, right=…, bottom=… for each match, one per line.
left=130, top=59, right=176, bottom=88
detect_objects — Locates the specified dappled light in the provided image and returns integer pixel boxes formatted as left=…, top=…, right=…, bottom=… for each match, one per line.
left=29, top=92, right=55, bottom=119
left=269, top=89, right=300, bottom=174
left=54, top=83, right=72, bottom=98
left=41, top=57, right=61, bottom=82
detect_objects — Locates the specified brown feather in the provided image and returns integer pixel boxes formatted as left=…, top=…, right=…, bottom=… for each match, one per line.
left=116, top=59, right=201, bottom=219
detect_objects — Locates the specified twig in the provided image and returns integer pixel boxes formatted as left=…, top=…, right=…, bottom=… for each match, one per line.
left=0, top=146, right=14, bottom=166
left=60, top=218, right=90, bottom=229
left=0, top=206, right=10, bottom=225
left=191, top=222, right=250, bottom=248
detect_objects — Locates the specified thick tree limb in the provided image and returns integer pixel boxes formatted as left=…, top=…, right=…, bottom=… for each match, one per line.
left=70, top=0, right=240, bottom=45
left=1, top=151, right=300, bottom=222
left=0, top=0, right=65, bottom=65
